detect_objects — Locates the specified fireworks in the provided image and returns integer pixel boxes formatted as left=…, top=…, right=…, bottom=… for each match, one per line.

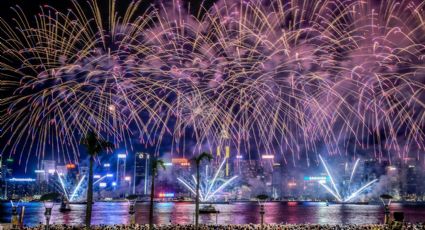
left=178, top=159, right=238, bottom=201
left=55, top=171, right=88, bottom=202
left=318, top=155, right=377, bottom=202
left=69, top=175, right=86, bottom=202
left=0, top=0, right=424, bottom=163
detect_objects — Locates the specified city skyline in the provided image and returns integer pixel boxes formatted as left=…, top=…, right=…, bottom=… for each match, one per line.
left=1, top=149, right=423, bottom=202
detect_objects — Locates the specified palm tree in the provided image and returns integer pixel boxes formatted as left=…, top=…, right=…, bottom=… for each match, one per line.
left=149, top=158, right=166, bottom=230
left=81, top=131, right=114, bottom=229
left=194, top=152, right=213, bottom=229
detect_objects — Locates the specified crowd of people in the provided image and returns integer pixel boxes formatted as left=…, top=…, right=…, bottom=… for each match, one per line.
left=22, top=223, right=425, bottom=230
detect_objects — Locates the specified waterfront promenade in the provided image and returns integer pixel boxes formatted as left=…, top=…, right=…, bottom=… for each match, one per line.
left=20, top=223, right=423, bottom=230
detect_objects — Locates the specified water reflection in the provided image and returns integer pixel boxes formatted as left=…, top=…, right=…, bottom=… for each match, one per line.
left=1, top=202, right=425, bottom=227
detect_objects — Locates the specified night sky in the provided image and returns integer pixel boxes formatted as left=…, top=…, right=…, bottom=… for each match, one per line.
left=0, top=0, right=425, bottom=175
left=0, top=0, right=219, bottom=176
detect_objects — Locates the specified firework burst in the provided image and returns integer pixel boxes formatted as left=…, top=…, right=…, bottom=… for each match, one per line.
left=1, top=0, right=424, bottom=165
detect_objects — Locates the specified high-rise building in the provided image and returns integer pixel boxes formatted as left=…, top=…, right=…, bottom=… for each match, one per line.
left=66, top=163, right=78, bottom=184
left=0, top=154, right=3, bottom=181
left=34, top=168, right=48, bottom=195
left=101, top=162, right=112, bottom=174
left=134, top=152, right=150, bottom=195
left=233, top=154, right=243, bottom=175
left=398, top=158, right=418, bottom=200
left=116, top=154, right=127, bottom=186
left=362, top=159, right=382, bottom=183
left=79, top=166, right=88, bottom=177
left=3, top=157, right=14, bottom=181
left=302, top=175, right=329, bottom=200
left=271, top=163, right=283, bottom=199
left=238, top=160, right=260, bottom=180
left=385, top=165, right=401, bottom=199
left=6, top=178, right=37, bottom=200
left=0, top=154, right=5, bottom=199
left=56, top=165, right=67, bottom=176
left=405, top=165, right=417, bottom=196
left=41, top=160, right=56, bottom=182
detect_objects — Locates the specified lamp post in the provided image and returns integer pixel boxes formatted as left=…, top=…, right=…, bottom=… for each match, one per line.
left=380, top=194, right=393, bottom=225
left=260, top=204, right=265, bottom=229
left=43, top=201, right=54, bottom=230
left=127, top=195, right=138, bottom=225
left=40, top=193, right=59, bottom=230
left=128, top=200, right=136, bottom=225
left=10, top=201, right=19, bottom=230
left=256, top=194, right=268, bottom=230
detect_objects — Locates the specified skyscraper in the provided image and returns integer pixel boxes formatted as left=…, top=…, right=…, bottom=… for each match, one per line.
left=56, top=165, right=67, bottom=176
left=41, top=160, right=56, bottom=182
left=117, top=154, right=127, bottom=186
left=134, top=153, right=149, bottom=195
left=271, top=163, right=283, bottom=199
left=0, top=154, right=3, bottom=180
left=0, top=154, right=4, bottom=199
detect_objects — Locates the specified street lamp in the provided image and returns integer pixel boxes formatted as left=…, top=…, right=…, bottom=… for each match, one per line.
left=43, top=201, right=54, bottom=230
left=126, top=195, right=138, bottom=225
left=380, top=194, right=393, bottom=225
left=40, top=193, right=59, bottom=230
left=10, top=201, right=19, bottom=230
left=256, top=194, right=268, bottom=230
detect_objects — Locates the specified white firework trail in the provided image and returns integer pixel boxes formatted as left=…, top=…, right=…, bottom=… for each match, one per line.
left=178, top=159, right=238, bottom=202
left=319, top=156, right=377, bottom=202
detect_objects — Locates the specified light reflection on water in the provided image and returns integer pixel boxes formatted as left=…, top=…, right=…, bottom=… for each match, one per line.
left=1, top=202, right=425, bottom=226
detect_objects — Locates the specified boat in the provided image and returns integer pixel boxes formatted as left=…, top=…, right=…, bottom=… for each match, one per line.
left=69, top=201, right=94, bottom=205
left=201, top=201, right=230, bottom=204
left=329, top=201, right=369, bottom=205
left=199, top=205, right=220, bottom=214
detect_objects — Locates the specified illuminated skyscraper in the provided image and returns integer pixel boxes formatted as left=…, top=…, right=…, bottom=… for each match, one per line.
left=117, top=154, right=127, bottom=186
left=134, top=152, right=150, bottom=195
left=66, top=163, right=78, bottom=183
left=0, top=154, right=3, bottom=180
left=271, top=163, right=283, bottom=199
left=0, top=154, right=4, bottom=182
left=41, top=160, right=56, bottom=182
left=6, top=178, right=37, bottom=199
left=79, top=166, right=88, bottom=177
left=56, top=165, right=67, bottom=176
left=0, top=154, right=4, bottom=199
